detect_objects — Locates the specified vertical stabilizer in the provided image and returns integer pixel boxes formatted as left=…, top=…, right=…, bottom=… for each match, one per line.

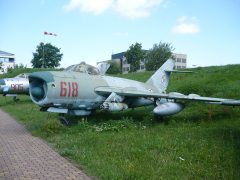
left=97, top=63, right=110, bottom=75
left=146, top=59, right=175, bottom=93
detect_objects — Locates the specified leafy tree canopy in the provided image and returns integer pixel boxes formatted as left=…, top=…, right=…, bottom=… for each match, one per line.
left=125, top=42, right=145, bottom=72
left=145, top=42, right=174, bottom=71
left=31, top=42, right=63, bottom=68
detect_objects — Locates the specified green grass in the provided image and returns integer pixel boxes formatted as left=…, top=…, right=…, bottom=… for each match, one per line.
left=0, top=65, right=240, bottom=179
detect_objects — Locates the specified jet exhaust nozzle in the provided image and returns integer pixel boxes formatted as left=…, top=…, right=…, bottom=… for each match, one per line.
left=153, top=102, right=184, bottom=116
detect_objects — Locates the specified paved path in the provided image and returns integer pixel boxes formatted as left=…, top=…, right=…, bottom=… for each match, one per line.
left=0, top=109, right=92, bottom=180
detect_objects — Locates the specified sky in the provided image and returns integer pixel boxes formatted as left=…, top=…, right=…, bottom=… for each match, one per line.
left=1, top=0, right=240, bottom=68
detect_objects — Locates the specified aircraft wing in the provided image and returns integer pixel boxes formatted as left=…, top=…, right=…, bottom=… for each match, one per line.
left=95, top=87, right=240, bottom=106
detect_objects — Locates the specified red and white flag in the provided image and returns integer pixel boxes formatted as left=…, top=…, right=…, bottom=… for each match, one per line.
left=44, top=32, right=57, bottom=36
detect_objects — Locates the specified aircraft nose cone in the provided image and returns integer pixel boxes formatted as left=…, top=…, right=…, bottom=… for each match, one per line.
left=0, top=79, right=5, bottom=86
left=31, top=87, right=44, bottom=99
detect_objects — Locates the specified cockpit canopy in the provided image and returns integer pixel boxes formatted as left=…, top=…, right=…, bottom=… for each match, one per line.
left=64, top=62, right=100, bottom=75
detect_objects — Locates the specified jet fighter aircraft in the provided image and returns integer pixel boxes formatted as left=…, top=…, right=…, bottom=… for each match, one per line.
left=28, top=60, right=240, bottom=124
left=0, top=73, right=29, bottom=100
left=0, top=63, right=109, bottom=102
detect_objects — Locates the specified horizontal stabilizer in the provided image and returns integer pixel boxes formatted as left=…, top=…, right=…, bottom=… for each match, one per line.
left=208, top=100, right=240, bottom=106
left=165, top=70, right=193, bottom=73
left=222, top=100, right=240, bottom=106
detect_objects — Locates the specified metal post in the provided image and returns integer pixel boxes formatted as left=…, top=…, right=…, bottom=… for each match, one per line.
left=43, top=35, right=45, bottom=68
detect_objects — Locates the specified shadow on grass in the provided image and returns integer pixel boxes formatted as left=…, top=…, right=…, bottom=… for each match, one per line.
left=64, top=106, right=167, bottom=127
left=0, top=95, right=31, bottom=106
left=169, top=103, right=240, bottom=124
left=55, top=103, right=240, bottom=128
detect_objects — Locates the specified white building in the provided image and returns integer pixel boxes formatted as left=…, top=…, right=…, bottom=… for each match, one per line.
left=0, top=50, right=15, bottom=74
left=173, top=53, right=187, bottom=69
left=110, top=52, right=187, bottom=73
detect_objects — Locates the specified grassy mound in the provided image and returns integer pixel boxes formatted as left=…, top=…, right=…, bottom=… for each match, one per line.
left=0, top=67, right=60, bottom=78
left=0, top=64, right=240, bottom=179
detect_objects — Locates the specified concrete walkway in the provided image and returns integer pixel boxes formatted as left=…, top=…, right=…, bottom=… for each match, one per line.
left=0, top=109, right=92, bottom=180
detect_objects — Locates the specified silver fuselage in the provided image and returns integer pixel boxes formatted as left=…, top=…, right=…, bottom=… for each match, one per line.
left=29, top=71, right=156, bottom=112
left=0, top=77, right=29, bottom=95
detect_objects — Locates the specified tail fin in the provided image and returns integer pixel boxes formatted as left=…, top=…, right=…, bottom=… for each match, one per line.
left=146, top=59, right=175, bottom=93
left=97, top=63, right=110, bottom=75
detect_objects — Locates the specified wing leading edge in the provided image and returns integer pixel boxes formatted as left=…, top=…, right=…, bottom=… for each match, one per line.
left=95, top=87, right=240, bottom=106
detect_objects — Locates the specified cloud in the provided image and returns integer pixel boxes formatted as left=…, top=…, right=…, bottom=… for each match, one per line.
left=64, top=0, right=113, bottom=15
left=162, top=0, right=175, bottom=9
left=64, top=0, right=163, bottom=19
left=172, top=16, right=200, bottom=34
left=114, top=0, right=162, bottom=19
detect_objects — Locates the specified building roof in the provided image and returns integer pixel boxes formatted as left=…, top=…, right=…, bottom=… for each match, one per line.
left=111, top=50, right=149, bottom=60
left=0, top=50, right=15, bottom=57
left=111, top=52, right=125, bottom=60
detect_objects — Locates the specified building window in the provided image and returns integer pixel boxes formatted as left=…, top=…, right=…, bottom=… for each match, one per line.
left=140, top=65, right=145, bottom=70
left=123, top=67, right=130, bottom=72
left=123, top=60, right=128, bottom=64
left=9, top=58, right=15, bottom=62
left=0, top=58, right=9, bottom=63
left=177, top=58, right=181, bottom=62
left=182, top=58, right=186, bottom=63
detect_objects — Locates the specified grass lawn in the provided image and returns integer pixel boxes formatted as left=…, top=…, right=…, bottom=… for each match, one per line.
left=0, top=64, right=240, bottom=179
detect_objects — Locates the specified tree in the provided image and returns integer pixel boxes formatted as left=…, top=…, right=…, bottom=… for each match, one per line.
left=14, top=63, right=26, bottom=69
left=145, top=42, right=174, bottom=71
left=107, top=61, right=121, bottom=74
left=31, top=42, right=63, bottom=68
left=125, top=42, right=145, bottom=72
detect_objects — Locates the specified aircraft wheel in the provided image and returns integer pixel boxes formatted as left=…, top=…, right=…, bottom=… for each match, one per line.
left=153, top=114, right=164, bottom=122
left=13, top=96, right=20, bottom=102
left=153, top=115, right=169, bottom=125
left=59, top=114, right=69, bottom=126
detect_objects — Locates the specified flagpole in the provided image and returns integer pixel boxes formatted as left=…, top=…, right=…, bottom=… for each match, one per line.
left=43, top=34, right=45, bottom=68
left=42, top=32, right=57, bottom=68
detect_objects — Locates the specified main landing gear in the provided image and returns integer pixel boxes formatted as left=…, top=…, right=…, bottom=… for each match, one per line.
left=13, top=96, right=20, bottom=102
left=59, top=113, right=69, bottom=126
